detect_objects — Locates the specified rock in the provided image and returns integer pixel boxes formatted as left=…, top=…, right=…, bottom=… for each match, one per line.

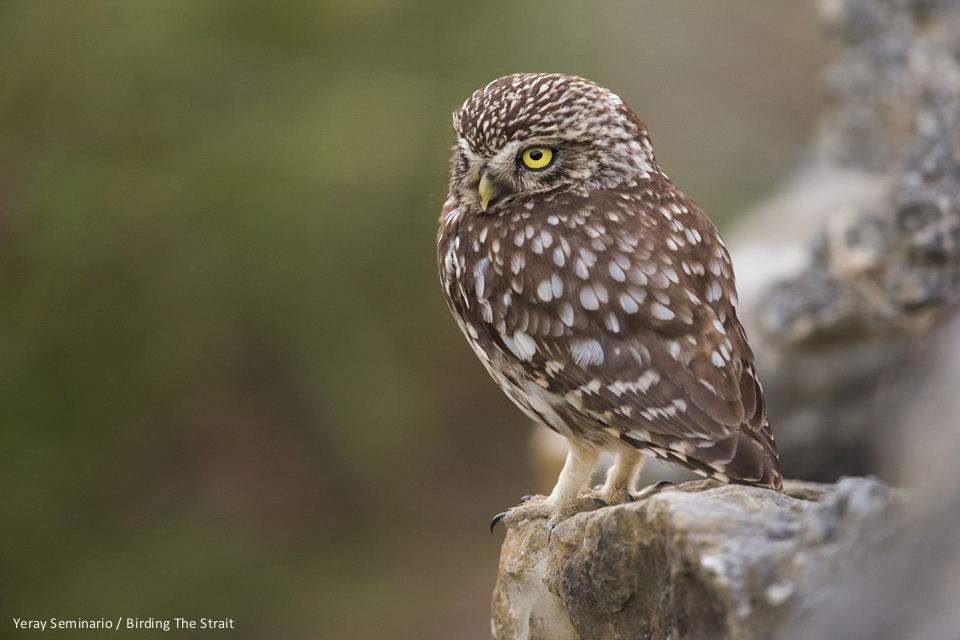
left=491, top=478, right=898, bottom=640
left=785, top=314, right=960, bottom=639
left=727, top=0, right=960, bottom=481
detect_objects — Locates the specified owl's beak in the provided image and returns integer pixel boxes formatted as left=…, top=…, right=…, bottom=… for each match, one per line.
left=478, top=171, right=504, bottom=212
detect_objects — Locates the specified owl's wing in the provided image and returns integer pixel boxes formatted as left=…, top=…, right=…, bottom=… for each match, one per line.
left=530, top=318, right=778, bottom=486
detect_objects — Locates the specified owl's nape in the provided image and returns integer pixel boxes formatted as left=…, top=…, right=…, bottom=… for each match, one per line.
left=437, top=73, right=782, bottom=532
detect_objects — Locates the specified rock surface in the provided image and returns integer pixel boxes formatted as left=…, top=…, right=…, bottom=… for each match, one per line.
left=491, top=478, right=897, bottom=640
left=728, top=0, right=960, bottom=481
left=785, top=315, right=960, bottom=639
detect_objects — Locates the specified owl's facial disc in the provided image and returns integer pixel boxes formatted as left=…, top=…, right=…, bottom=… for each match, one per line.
left=471, top=140, right=565, bottom=212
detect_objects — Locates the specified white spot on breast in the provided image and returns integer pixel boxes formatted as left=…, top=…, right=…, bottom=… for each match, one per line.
left=524, top=201, right=535, bottom=210
left=530, top=237, right=543, bottom=254
left=666, top=340, right=681, bottom=359
left=712, top=318, right=726, bottom=334
left=593, top=283, right=609, bottom=303
left=525, top=225, right=535, bottom=239
left=570, top=339, right=604, bottom=366
left=608, top=261, right=626, bottom=282
left=551, top=273, right=564, bottom=298
left=619, top=292, right=639, bottom=313
left=473, top=257, right=490, bottom=297
left=707, top=280, right=723, bottom=302
left=651, top=303, right=675, bottom=321
left=553, top=247, right=566, bottom=267
left=605, top=313, right=620, bottom=333
left=479, top=299, right=493, bottom=323
left=511, top=254, right=525, bottom=274
left=637, top=260, right=657, bottom=275
left=443, top=245, right=457, bottom=280
left=514, top=231, right=525, bottom=247
left=712, top=351, right=725, bottom=367
left=628, top=268, right=648, bottom=286
left=579, top=286, right=600, bottom=310
left=503, top=331, right=537, bottom=361
left=559, top=302, right=575, bottom=327
left=537, top=279, right=554, bottom=302
left=648, top=270, right=669, bottom=289
left=547, top=215, right=559, bottom=225
left=479, top=227, right=488, bottom=243
left=539, top=230, right=553, bottom=248
left=575, top=258, right=590, bottom=279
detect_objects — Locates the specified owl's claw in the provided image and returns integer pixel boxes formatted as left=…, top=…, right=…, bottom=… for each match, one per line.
left=591, top=497, right=608, bottom=507
left=519, top=494, right=536, bottom=504
left=633, top=479, right=674, bottom=501
left=490, top=512, right=507, bottom=534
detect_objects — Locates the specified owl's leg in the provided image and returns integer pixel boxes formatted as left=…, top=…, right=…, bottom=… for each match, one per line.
left=597, top=442, right=644, bottom=505
left=495, top=439, right=600, bottom=530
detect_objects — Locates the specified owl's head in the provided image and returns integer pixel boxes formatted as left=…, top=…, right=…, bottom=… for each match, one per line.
left=450, top=73, right=657, bottom=213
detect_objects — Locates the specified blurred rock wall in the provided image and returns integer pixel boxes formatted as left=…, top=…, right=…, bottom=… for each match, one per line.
left=731, top=0, right=960, bottom=482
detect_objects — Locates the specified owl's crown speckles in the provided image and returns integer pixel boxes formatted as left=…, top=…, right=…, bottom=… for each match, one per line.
left=456, top=74, right=651, bottom=155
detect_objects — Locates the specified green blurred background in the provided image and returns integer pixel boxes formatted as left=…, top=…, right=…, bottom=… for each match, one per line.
left=0, top=2, right=826, bottom=638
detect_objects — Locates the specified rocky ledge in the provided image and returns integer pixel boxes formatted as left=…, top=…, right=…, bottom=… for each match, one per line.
left=491, top=477, right=897, bottom=640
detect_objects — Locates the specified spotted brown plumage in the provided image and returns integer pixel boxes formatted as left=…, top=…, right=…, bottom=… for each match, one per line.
left=437, top=74, right=781, bottom=529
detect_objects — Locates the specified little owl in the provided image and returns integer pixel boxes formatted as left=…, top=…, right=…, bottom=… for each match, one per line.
left=437, top=73, right=782, bottom=532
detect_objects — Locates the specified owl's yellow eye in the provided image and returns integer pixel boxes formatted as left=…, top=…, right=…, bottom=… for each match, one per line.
left=520, top=147, right=554, bottom=170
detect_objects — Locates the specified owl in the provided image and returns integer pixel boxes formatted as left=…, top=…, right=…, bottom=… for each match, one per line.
left=437, top=74, right=782, bottom=532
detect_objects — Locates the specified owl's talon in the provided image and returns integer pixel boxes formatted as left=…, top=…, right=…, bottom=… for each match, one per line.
left=591, top=497, right=608, bottom=507
left=547, top=523, right=556, bottom=543
left=634, top=480, right=674, bottom=501
left=519, top=494, right=536, bottom=504
left=490, top=512, right=507, bottom=534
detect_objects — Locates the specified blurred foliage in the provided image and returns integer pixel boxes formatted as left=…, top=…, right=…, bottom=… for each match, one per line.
left=0, top=2, right=825, bottom=638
